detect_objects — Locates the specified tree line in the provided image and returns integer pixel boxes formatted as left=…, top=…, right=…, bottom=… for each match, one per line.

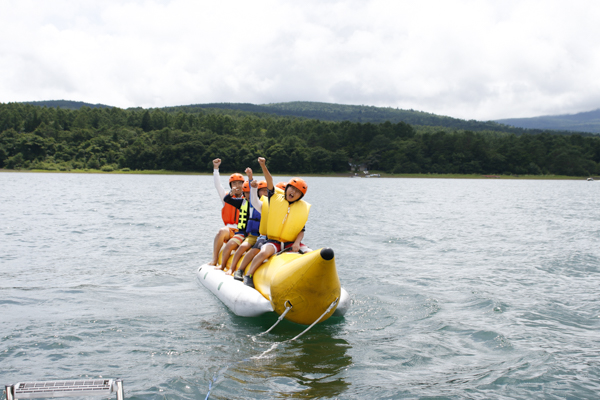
left=1, top=103, right=599, bottom=176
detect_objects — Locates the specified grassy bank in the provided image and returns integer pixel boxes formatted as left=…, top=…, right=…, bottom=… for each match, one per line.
left=0, top=168, right=205, bottom=175
left=1, top=168, right=594, bottom=180
left=371, top=172, right=593, bottom=180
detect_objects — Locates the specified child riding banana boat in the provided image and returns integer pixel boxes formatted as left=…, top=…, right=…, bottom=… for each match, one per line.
left=197, top=157, right=349, bottom=325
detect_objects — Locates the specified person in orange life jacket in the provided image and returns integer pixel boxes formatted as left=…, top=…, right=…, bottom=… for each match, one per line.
left=208, top=158, right=244, bottom=267
left=243, top=157, right=309, bottom=288
left=227, top=171, right=271, bottom=277
left=215, top=179, right=252, bottom=270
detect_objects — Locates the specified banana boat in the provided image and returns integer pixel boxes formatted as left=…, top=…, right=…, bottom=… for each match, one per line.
left=197, top=247, right=350, bottom=325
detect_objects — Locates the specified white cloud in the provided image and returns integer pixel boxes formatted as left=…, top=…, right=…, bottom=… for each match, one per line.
left=1, top=0, right=600, bottom=120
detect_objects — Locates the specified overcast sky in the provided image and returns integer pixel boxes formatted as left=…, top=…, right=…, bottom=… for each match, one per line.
left=1, top=0, right=599, bottom=121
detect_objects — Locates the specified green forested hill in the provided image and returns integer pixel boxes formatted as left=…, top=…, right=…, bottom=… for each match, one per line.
left=21, top=100, right=599, bottom=137
left=2, top=102, right=600, bottom=176
left=242, top=101, right=503, bottom=129
left=24, top=100, right=113, bottom=110
left=171, top=101, right=520, bottom=132
left=164, top=101, right=598, bottom=136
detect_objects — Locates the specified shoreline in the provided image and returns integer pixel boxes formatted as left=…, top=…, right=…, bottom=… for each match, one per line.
left=0, top=168, right=594, bottom=180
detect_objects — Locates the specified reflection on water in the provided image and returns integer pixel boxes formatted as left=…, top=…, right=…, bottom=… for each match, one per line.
left=230, top=324, right=352, bottom=399
left=274, top=336, right=350, bottom=398
left=197, top=313, right=352, bottom=399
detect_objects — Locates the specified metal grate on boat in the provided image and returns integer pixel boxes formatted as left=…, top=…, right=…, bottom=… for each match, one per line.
left=5, top=379, right=123, bottom=400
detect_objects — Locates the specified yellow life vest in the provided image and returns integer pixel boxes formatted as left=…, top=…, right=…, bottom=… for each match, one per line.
left=259, top=196, right=269, bottom=236
left=258, top=186, right=284, bottom=237
left=266, top=192, right=310, bottom=242
left=237, top=200, right=249, bottom=231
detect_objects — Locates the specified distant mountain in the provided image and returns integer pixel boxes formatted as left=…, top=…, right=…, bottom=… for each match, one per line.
left=170, top=101, right=598, bottom=136
left=23, top=100, right=113, bottom=110
left=186, top=101, right=498, bottom=128
left=183, top=101, right=510, bottom=130
left=496, top=109, right=600, bottom=133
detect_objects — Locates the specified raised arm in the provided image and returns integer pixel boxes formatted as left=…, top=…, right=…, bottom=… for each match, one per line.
left=245, top=166, right=254, bottom=182
left=258, top=157, right=273, bottom=191
left=213, top=158, right=226, bottom=204
left=246, top=167, right=262, bottom=212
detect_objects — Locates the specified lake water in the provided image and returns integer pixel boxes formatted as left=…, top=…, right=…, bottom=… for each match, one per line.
left=1, top=172, right=599, bottom=399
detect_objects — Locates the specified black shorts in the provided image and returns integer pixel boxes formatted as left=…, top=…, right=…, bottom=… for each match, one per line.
left=251, top=235, right=268, bottom=250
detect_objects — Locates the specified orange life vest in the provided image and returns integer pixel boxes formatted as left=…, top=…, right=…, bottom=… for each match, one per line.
left=221, top=202, right=240, bottom=226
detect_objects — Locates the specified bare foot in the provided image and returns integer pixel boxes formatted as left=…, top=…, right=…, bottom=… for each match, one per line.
left=226, top=269, right=235, bottom=276
left=208, top=261, right=217, bottom=266
left=214, top=264, right=224, bottom=270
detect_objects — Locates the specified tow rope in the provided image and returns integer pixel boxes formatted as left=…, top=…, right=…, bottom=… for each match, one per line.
left=256, top=301, right=293, bottom=337
left=204, top=297, right=339, bottom=399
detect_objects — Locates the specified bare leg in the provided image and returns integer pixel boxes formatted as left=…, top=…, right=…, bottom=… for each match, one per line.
left=246, top=245, right=276, bottom=276
left=236, top=248, right=259, bottom=276
left=209, top=227, right=230, bottom=266
left=218, top=239, right=239, bottom=270
left=227, top=241, right=251, bottom=275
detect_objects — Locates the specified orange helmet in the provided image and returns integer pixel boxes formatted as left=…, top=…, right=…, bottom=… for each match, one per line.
left=242, top=181, right=250, bottom=192
left=257, top=180, right=268, bottom=190
left=287, top=177, right=307, bottom=195
left=276, top=182, right=287, bottom=190
left=229, top=173, right=244, bottom=187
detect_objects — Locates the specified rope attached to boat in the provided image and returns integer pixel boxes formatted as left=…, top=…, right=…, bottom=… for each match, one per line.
left=204, top=297, right=339, bottom=399
left=256, top=301, right=293, bottom=337
left=251, top=296, right=339, bottom=360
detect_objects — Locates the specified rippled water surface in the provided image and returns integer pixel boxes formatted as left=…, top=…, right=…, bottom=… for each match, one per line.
left=1, top=172, right=599, bottom=399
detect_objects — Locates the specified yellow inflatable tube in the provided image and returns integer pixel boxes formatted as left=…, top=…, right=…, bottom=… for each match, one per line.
left=251, top=248, right=341, bottom=325
left=215, top=247, right=347, bottom=325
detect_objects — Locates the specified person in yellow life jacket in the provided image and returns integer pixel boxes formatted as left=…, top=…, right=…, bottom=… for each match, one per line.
left=208, top=158, right=244, bottom=266
left=243, top=157, right=310, bottom=288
